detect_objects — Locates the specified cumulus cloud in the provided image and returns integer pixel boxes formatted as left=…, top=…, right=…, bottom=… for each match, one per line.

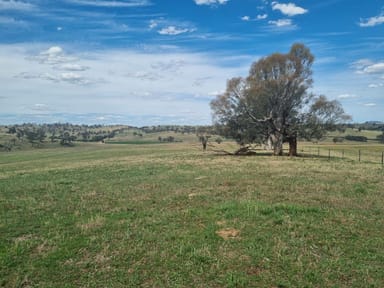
left=0, top=0, right=35, bottom=10
left=363, top=62, right=384, bottom=74
left=158, top=26, right=195, bottom=35
left=271, top=2, right=307, bottom=16
left=2, top=44, right=249, bottom=124
left=31, top=46, right=77, bottom=65
left=194, top=0, right=229, bottom=6
left=57, top=63, right=89, bottom=71
left=241, top=16, right=250, bottom=21
left=257, top=14, right=268, bottom=20
left=19, top=46, right=95, bottom=85
left=359, top=15, right=384, bottom=27
left=363, top=103, right=377, bottom=107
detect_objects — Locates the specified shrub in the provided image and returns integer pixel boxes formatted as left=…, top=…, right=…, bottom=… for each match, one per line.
left=332, top=137, right=344, bottom=143
left=345, top=135, right=368, bottom=142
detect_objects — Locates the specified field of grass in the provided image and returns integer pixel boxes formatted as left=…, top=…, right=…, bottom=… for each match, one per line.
left=299, top=142, right=384, bottom=165
left=1, top=142, right=383, bottom=287
left=326, top=127, right=382, bottom=142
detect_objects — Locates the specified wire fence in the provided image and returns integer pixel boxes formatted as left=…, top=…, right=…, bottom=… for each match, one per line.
left=298, top=146, right=384, bottom=166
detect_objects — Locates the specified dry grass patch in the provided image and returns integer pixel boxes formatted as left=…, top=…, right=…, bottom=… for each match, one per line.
left=78, top=215, right=106, bottom=232
left=216, top=228, right=241, bottom=240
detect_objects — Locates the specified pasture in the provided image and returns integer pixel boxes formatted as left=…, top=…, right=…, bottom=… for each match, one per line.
left=1, top=141, right=383, bottom=287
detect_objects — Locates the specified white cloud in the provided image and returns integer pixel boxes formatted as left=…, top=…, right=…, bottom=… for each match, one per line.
left=60, top=72, right=90, bottom=85
left=368, top=83, right=383, bottom=88
left=194, top=0, right=229, bottom=6
left=241, top=14, right=268, bottom=21
left=31, top=46, right=77, bottom=65
left=1, top=44, right=248, bottom=124
left=353, top=60, right=384, bottom=75
left=0, top=0, right=35, bottom=10
left=149, top=19, right=158, bottom=29
left=351, top=59, right=374, bottom=70
left=257, top=14, right=268, bottom=20
left=359, top=15, right=384, bottom=27
left=57, top=63, right=89, bottom=71
left=364, top=103, right=377, bottom=107
left=46, top=46, right=63, bottom=55
left=271, top=2, right=307, bottom=16
left=16, top=46, right=95, bottom=85
left=158, top=26, right=195, bottom=35
left=338, top=94, right=357, bottom=99
left=268, top=19, right=293, bottom=27
left=242, top=14, right=268, bottom=21
left=363, top=62, right=384, bottom=74
left=67, top=0, right=152, bottom=7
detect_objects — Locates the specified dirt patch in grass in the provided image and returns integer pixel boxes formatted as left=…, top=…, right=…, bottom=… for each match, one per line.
left=216, top=228, right=241, bottom=240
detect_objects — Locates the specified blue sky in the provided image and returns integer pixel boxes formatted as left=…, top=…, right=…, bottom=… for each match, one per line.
left=1, top=0, right=383, bottom=125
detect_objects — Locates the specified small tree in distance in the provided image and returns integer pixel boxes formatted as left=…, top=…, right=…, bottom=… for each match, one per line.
left=211, top=43, right=351, bottom=156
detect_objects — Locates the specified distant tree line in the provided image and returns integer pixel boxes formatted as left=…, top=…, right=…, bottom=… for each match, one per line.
left=141, top=125, right=215, bottom=135
left=3, top=123, right=129, bottom=150
left=350, top=122, right=384, bottom=131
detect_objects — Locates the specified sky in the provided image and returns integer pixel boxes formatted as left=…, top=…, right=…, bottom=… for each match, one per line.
left=0, top=0, right=383, bottom=126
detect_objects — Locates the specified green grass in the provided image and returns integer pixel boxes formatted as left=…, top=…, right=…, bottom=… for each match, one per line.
left=1, top=142, right=383, bottom=287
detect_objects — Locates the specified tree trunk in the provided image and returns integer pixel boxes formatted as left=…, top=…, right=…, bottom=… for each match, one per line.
left=270, top=132, right=283, bottom=156
left=288, top=136, right=297, bottom=156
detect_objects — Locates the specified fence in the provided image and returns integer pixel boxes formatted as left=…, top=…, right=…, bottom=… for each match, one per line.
left=298, top=146, right=384, bottom=166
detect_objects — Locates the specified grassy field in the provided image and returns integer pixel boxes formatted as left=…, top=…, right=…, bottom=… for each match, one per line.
left=1, top=142, right=383, bottom=287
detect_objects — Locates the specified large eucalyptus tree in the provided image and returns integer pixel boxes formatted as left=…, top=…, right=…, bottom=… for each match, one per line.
left=211, top=43, right=350, bottom=156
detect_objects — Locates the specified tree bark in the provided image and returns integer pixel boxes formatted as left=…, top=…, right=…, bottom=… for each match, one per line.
left=288, top=136, right=297, bottom=156
left=270, top=133, right=283, bottom=156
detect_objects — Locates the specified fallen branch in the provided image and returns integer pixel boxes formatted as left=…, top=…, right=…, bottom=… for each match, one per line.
left=209, top=144, right=257, bottom=156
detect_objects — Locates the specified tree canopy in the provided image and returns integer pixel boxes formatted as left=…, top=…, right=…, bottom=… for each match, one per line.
left=211, top=43, right=351, bottom=156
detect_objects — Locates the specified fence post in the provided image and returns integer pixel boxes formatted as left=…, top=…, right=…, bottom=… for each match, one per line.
left=328, top=149, right=331, bottom=160
left=359, top=150, right=361, bottom=162
left=382, top=151, right=383, bottom=166
left=342, top=149, right=344, bottom=159
left=318, top=147, right=320, bottom=157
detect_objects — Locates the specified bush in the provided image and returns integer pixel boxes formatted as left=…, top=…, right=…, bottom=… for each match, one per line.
left=215, top=137, right=223, bottom=144
left=345, top=135, right=368, bottom=142
left=376, top=134, right=384, bottom=143
left=332, top=137, right=344, bottom=143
